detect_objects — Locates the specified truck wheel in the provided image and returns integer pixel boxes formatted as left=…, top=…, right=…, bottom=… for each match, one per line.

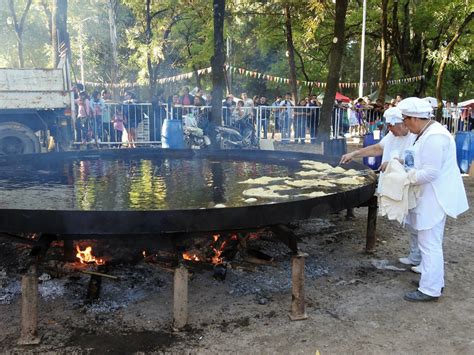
left=0, top=122, right=41, bottom=155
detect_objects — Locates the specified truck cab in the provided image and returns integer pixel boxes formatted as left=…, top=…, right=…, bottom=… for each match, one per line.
left=0, top=57, right=74, bottom=155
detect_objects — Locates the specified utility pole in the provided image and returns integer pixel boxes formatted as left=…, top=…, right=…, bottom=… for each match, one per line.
left=358, top=0, right=367, bottom=98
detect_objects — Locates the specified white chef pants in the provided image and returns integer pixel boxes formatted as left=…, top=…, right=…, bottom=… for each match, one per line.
left=406, top=224, right=421, bottom=264
left=417, top=216, right=446, bottom=297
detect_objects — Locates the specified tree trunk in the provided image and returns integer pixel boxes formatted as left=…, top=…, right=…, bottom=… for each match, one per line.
left=435, top=11, right=473, bottom=121
left=210, top=0, right=226, bottom=147
left=284, top=4, right=298, bottom=103
left=8, top=0, right=32, bottom=68
left=108, top=0, right=119, bottom=98
left=54, top=0, right=68, bottom=67
left=294, top=47, right=311, bottom=97
left=145, top=0, right=157, bottom=99
left=186, top=41, right=202, bottom=89
left=318, top=0, right=349, bottom=141
left=51, top=0, right=68, bottom=67
left=377, top=0, right=389, bottom=103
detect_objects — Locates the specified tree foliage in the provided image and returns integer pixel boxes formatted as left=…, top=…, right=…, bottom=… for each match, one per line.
left=0, top=0, right=471, bottom=103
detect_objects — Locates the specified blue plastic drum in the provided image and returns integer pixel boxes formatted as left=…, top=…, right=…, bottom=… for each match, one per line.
left=362, top=132, right=382, bottom=170
left=455, top=131, right=474, bottom=173
left=161, top=119, right=185, bottom=149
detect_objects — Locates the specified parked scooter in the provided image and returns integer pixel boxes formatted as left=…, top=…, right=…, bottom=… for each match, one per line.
left=183, top=111, right=258, bottom=150
left=216, top=115, right=258, bottom=149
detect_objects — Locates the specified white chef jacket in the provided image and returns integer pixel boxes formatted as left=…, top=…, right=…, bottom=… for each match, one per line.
left=376, top=132, right=416, bottom=194
left=379, top=131, right=417, bottom=163
left=405, top=121, right=469, bottom=230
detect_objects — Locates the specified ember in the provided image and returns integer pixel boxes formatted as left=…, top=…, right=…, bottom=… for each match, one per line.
left=209, top=234, right=225, bottom=264
left=76, top=246, right=105, bottom=265
left=182, top=252, right=201, bottom=262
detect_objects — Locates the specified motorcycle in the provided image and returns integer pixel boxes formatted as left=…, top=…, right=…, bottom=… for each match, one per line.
left=183, top=111, right=258, bottom=150
left=216, top=115, right=258, bottom=149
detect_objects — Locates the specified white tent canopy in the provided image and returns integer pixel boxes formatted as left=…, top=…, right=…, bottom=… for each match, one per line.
left=458, top=99, right=474, bottom=107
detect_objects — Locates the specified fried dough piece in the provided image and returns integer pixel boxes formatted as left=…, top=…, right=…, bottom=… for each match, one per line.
left=285, top=179, right=336, bottom=188
left=243, top=187, right=290, bottom=199
left=238, top=176, right=288, bottom=185
left=332, top=176, right=366, bottom=185
left=299, top=161, right=333, bottom=171
left=296, top=170, right=326, bottom=177
left=297, top=191, right=328, bottom=198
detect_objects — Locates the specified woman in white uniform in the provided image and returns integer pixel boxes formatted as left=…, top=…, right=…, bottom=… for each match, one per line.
left=398, top=97, right=469, bottom=302
left=340, top=108, right=421, bottom=266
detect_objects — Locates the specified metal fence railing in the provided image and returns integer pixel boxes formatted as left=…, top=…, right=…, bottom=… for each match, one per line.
left=72, top=103, right=473, bottom=147
left=433, top=107, right=473, bottom=134
left=74, top=102, right=167, bottom=147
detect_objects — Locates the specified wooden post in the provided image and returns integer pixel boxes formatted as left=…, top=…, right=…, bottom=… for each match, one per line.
left=366, top=196, right=378, bottom=253
left=63, top=239, right=75, bottom=262
left=289, top=252, right=308, bottom=321
left=173, top=264, right=188, bottom=330
left=18, top=267, right=41, bottom=345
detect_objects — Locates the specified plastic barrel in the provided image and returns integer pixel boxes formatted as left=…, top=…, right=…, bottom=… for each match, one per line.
left=161, top=119, right=185, bottom=149
left=455, top=131, right=474, bottom=173
left=362, top=132, right=382, bottom=170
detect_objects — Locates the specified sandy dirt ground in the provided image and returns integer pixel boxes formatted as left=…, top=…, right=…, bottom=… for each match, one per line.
left=1, top=142, right=473, bottom=354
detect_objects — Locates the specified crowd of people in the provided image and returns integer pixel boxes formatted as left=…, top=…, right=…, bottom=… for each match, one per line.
left=72, top=83, right=473, bottom=147
left=73, top=84, right=150, bottom=147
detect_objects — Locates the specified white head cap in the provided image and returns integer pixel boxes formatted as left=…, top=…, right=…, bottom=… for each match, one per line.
left=397, top=97, right=433, bottom=119
left=383, top=107, right=403, bottom=125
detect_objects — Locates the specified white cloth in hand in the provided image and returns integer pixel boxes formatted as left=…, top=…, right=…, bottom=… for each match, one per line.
left=378, top=159, right=419, bottom=223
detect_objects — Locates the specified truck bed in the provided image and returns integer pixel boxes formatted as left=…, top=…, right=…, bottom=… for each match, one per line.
left=0, top=68, right=70, bottom=109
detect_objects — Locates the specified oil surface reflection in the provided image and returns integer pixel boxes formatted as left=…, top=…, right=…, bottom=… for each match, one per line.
left=0, top=157, right=295, bottom=211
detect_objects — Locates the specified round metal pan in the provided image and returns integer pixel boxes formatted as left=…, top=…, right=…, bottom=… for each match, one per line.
left=0, top=148, right=376, bottom=236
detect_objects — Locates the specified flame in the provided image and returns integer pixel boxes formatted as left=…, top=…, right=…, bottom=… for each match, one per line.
left=142, top=250, right=147, bottom=258
left=211, top=247, right=223, bottom=264
left=182, top=234, right=238, bottom=265
left=76, top=246, right=105, bottom=265
left=182, top=252, right=201, bottom=262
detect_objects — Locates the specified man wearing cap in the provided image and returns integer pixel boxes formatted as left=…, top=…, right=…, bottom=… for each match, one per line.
left=397, top=97, right=468, bottom=302
left=340, top=107, right=421, bottom=265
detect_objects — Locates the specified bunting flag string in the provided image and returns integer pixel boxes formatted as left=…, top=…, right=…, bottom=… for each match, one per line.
left=85, top=65, right=425, bottom=89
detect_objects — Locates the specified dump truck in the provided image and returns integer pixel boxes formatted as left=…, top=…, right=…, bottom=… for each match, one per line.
left=0, top=57, right=74, bottom=155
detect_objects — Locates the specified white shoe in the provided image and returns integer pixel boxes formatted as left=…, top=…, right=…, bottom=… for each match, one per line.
left=411, top=265, right=422, bottom=274
left=399, top=257, right=420, bottom=266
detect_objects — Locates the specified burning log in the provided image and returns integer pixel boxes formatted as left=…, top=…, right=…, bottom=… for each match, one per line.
left=246, top=248, right=273, bottom=261
left=142, top=250, right=179, bottom=268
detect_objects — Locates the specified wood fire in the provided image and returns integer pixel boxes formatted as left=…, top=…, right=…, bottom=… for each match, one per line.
left=182, top=252, right=201, bottom=262
left=76, top=245, right=105, bottom=265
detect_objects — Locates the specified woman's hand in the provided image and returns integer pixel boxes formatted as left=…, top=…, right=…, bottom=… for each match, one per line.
left=340, top=151, right=356, bottom=164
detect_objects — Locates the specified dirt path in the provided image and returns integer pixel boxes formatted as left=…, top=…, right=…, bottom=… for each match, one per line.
left=1, top=144, right=473, bottom=354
